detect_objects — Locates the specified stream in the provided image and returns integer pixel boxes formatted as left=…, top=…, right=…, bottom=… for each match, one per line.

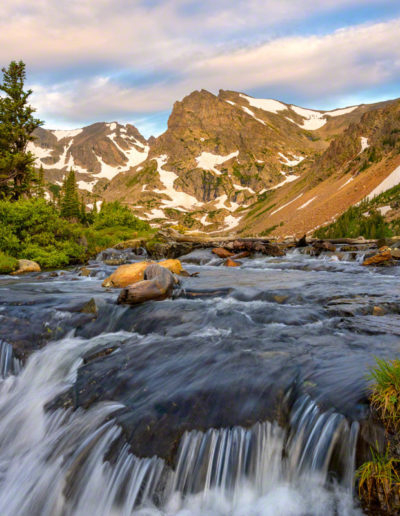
left=0, top=248, right=399, bottom=515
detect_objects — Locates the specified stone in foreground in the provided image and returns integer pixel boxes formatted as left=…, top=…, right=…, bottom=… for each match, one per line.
left=362, top=247, right=392, bottom=266
left=117, top=264, right=175, bottom=305
left=102, top=259, right=183, bottom=288
left=11, top=259, right=41, bottom=275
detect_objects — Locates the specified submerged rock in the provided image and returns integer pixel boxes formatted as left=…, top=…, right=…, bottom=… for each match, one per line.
left=11, top=259, right=41, bottom=275
left=117, top=264, right=175, bottom=305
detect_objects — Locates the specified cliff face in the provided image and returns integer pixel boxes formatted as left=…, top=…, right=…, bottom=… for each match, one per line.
left=27, top=89, right=400, bottom=237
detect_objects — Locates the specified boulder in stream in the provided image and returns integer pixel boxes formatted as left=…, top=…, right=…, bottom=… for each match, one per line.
left=117, top=264, right=175, bottom=305
left=102, top=259, right=183, bottom=288
left=10, top=259, right=41, bottom=275
left=362, top=247, right=393, bottom=267
left=212, top=248, right=233, bottom=259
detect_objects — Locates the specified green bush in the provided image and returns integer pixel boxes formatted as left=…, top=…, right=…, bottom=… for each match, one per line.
left=0, top=252, right=18, bottom=273
left=314, top=204, right=392, bottom=239
left=93, top=201, right=151, bottom=231
left=0, top=198, right=153, bottom=269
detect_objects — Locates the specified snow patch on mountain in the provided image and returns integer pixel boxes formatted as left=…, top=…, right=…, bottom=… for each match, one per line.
left=278, top=153, right=305, bottom=167
left=214, top=194, right=240, bottom=211
left=325, top=106, right=358, bottom=117
left=241, top=106, right=266, bottom=125
left=367, top=165, right=400, bottom=200
left=240, top=94, right=287, bottom=114
left=359, top=136, right=370, bottom=154
left=290, top=106, right=326, bottom=130
left=52, top=129, right=83, bottom=141
left=298, top=196, right=317, bottom=210
left=27, top=142, right=53, bottom=162
left=153, top=155, right=202, bottom=210
left=233, top=183, right=255, bottom=194
left=107, top=131, right=149, bottom=170
left=338, top=176, right=354, bottom=190
left=271, top=193, right=304, bottom=216
left=195, top=151, right=239, bottom=175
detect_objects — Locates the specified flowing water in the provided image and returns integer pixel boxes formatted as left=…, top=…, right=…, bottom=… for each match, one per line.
left=0, top=248, right=399, bottom=515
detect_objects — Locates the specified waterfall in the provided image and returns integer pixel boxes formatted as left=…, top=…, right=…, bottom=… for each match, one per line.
left=0, top=333, right=362, bottom=515
left=0, top=340, right=21, bottom=378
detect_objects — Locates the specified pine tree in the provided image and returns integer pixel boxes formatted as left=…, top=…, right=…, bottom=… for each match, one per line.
left=60, top=169, right=80, bottom=219
left=0, top=61, right=43, bottom=198
left=34, top=165, right=45, bottom=198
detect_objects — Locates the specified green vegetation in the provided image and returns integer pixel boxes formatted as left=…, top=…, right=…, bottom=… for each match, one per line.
left=0, top=60, right=153, bottom=271
left=0, top=251, right=18, bottom=274
left=369, top=358, right=400, bottom=433
left=356, top=358, right=400, bottom=512
left=357, top=446, right=400, bottom=509
left=0, top=61, right=43, bottom=198
left=314, top=183, right=400, bottom=239
left=0, top=197, right=153, bottom=269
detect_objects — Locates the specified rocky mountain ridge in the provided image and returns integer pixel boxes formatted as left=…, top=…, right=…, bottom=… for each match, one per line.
left=29, top=89, right=399, bottom=237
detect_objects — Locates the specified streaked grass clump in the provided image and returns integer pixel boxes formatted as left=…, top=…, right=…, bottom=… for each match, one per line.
left=369, top=358, right=400, bottom=432
left=357, top=446, right=400, bottom=509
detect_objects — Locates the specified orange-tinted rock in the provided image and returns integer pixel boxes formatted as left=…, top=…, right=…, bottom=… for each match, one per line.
left=11, top=259, right=41, bottom=275
left=102, top=262, right=151, bottom=288
left=224, top=258, right=241, bottom=267
left=212, top=248, right=233, bottom=258
left=102, top=260, right=184, bottom=288
left=158, top=259, right=183, bottom=275
left=362, top=249, right=392, bottom=266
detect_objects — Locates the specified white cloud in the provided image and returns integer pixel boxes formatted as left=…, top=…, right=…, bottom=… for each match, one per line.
left=1, top=1, right=399, bottom=132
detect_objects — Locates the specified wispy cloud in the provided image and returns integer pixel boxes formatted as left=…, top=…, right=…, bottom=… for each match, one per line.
left=1, top=1, right=399, bottom=133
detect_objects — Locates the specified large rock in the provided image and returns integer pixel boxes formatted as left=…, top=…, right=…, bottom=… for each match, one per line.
left=212, top=247, right=233, bottom=258
left=158, top=259, right=183, bottom=275
left=11, top=259, right=41, bottom=275
left=117, top=264, right=175, bottom=305
left=102, top=262, right=151, bottom=288
left=224, top=258, right=241, bottom=267
left=102, top=259, right=183, bottom=288
left=362, top=247, right=392, bottom=266
left=312, top=241, right=336, bottom=255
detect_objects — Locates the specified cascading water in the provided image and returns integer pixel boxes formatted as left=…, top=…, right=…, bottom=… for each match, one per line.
left=0, top=332, right=362, bottom=516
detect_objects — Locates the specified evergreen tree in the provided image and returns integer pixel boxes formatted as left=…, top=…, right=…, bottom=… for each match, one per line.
left=79, top=198, right=87, bottom=224
left=60, top=169, right=80, bottom=219
left=34, top=165, right=45, bottom=198
left=0, top=61, right=43, bottom=198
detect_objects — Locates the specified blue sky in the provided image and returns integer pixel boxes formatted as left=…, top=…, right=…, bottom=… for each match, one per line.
left=1, top=0, right=400, bottom=137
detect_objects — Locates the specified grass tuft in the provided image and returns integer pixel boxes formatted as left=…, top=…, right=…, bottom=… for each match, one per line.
left=357, top=446, right=400, bottom=509
left=369, top=358, right=400, bottom=432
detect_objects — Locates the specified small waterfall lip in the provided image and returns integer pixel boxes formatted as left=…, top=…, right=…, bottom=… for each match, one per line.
left=0, top=340, right=21, bottom=379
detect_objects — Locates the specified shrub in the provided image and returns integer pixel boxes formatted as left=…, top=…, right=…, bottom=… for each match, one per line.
left=93, top=201, right=151, bottom=231
left=357, top=446, right=400, bottom=509
left=0, top=252, right=18, bottom=273
left=369, top=358, right=400, bottom=432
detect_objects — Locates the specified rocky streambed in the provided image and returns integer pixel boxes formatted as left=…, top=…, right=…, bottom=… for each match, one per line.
left=0, top=241, right=399, bottom=515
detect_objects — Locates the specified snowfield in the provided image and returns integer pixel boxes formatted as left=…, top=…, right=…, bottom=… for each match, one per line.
left=195, top=151, right=239, bottom=175
left=153, top=155, right=202, bottom=210
left=278, top=153, right=305, bottom=167
left=240, top=94, right=287, bottom=114
left=290, top=106, right=326, bottom=130
left=359, top=136, right=370, bottom=154
left=367, top=165, right=400, bottom=200
left=51, top=129, right=83, bottom=141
